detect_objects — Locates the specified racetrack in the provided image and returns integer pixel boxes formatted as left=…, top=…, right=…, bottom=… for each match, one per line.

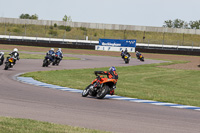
left=0, top=53, right=200, bottom=133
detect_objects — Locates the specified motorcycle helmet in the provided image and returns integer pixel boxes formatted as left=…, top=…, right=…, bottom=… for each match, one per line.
left=51, top=48, right=54, bottom=51
left=58, top=48, right=62, bottom=51
left=13, top=48, right=18, bottom=52
left=109, top=66, right=116, bottom=72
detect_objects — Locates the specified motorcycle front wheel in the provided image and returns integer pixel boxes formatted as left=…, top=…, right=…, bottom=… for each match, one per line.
left=125, top=58, right=129, bottom=64
left=42, top=59, right=47, bottom=67
left=4, top=62, right=9, bottom=70
left=82, top=84, right=92, bottom=97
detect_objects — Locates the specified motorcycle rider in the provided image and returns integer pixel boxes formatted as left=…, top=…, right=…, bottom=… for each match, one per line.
left=46, top=48, right=55, bottom=62
left=56, top=48, right=63, bottom=59
left=94, top=66, right=118, bottom=95
left=121, top=50, right=125, bottom=59
left=8, top=48, right=20, bottom=65
left=136, top=51, right=142, bottom=59
left=124, top=49, right=131, bottom=57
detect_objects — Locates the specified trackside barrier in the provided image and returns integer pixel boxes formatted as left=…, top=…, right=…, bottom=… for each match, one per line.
left=95, top=45, right=135, bottom=52
left=95, top=39, right=136, bottom=52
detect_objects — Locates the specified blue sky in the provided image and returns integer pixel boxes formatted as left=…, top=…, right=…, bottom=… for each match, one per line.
left=0, top=0, right=199, bottom=27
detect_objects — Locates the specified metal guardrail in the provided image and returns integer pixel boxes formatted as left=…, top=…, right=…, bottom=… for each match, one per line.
left=0, top=35, right=199, bottom=51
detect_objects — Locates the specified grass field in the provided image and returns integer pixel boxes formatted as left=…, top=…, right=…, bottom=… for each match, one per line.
left=22, top=60, right=200, bottom=107
left=0, top=117, right=110, bottom=133
left=1, top=23, right=200, bottom=46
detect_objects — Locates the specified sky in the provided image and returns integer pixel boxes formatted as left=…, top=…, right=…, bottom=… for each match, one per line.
left=0, top=0, right=199, bottom=27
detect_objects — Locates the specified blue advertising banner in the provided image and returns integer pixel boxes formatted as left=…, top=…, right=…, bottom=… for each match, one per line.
left=99, top=39, right=136, bottom=47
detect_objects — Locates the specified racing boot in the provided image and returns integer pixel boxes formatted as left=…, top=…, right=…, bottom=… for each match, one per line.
left=110, top=90, right=114, bottom=95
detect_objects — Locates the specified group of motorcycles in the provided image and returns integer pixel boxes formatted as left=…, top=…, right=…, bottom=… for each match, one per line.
left=42, top=51, right=62, bottom=67
left=0, top=51, right=19, bottom=70
left=0, top=48, right=63, bottom=70
left=121, top=51, right=144, bottom=64
left=1, top=48, right=143, bottom=99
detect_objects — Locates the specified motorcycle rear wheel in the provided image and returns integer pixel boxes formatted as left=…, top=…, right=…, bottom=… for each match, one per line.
left=56, top=60, right=60, bottom=66
left=96, top=85, right=109, bottom=99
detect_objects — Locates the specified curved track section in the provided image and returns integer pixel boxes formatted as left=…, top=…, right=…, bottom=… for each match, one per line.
left=0, top=54, right=200, bottom=133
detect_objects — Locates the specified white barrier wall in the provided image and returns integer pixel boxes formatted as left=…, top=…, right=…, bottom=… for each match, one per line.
left=95, top=45, right=135, bottom=52
left=1, top=17, right=200, bottom=35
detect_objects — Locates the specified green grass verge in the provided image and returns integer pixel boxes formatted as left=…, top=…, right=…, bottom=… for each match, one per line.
left=0, top=117, right=110, bottom=133
left=22, top=60, right=200, bottom=107
left=3, top=52, right=80, bottom=60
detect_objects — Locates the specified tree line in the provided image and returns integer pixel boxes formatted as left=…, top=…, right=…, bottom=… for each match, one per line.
left=19, top=14, right=72, bottom=22
left=163, top=19, right=200, bottom=29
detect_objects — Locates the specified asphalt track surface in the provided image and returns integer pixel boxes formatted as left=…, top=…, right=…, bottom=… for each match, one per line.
left=0, top=53, right=200, bottom=133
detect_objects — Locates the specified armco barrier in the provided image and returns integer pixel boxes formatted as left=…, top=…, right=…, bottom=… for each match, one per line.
left=1, top=35, right=200, bottom=56
left=0, top=39, right=96, bottom=49
left=136, top=47, right=200, bottom=56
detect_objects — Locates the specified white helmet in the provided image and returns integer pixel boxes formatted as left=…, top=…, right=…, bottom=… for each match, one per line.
left=58, top=48, right=62, bottom=51
left=51, top=48, right=54, bottom=51
left=13, top=48, right=18, bottom=52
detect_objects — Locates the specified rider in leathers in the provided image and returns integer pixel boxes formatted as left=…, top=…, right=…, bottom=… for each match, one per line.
left=124, top=49, right=131, bottom=57
left=94, top=66, right=118, bottom=95
left=136, top=51, right=142, bottom=59
left=56, top=48, right=63, bottom=59
left=46, top=48, right=55, bottom=62
left=8, top=48, right=20, bottom=65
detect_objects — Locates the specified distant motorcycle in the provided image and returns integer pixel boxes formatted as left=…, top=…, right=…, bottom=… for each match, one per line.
left=136, top=53, right=144, bottom=61
left=4, top=55, right=15, bottom=70
left=42, top=54, right=53, bottom=67
left=124, top=54, right=131, bottom=64
left=82, top=72, right=117, bottom=99
left=52, top=52, right=62, bottom=66
left=0, top=52, right=4, bottom=66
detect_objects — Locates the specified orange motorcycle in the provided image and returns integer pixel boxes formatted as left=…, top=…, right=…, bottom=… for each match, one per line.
left=82, top=72, right=117, bottom=99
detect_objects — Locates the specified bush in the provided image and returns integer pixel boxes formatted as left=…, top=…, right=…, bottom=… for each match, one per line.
left=48, top=30, right=58, bottom=36
left=66, top=26, right=71, bottom=32
left=54, top=23, right=57, bottom=27
left=58, top=25, right=65, bottom=30
left=80, top=27, right=87, bottom=31
left=94, top=32, right=97, bottom=37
